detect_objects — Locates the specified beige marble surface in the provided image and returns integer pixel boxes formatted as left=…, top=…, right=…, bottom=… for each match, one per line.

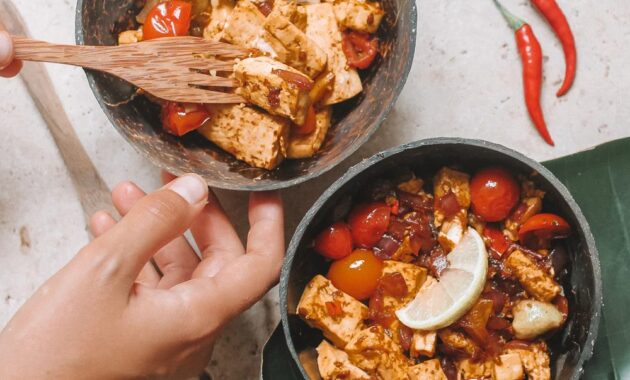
left=0, top=0, right=629, bottom=379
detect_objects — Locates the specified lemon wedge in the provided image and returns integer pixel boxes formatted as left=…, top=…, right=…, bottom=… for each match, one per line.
left=396, top=228, right=488, bottom=330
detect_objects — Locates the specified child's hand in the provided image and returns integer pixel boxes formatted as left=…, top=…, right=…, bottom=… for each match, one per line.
left=0, top=31, right=21, bottom=77
left=0, top=173, right=284, bottom=379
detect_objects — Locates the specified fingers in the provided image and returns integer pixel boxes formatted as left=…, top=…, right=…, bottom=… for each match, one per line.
left=89, top=210, right=161, bottom=287
left=93, top=174, right=208, bottom=286
left=111, top=180, right=200, bottom=288
left=179, top=191, right=285, bottom=324
left=0, top=31, right=20, bottom=78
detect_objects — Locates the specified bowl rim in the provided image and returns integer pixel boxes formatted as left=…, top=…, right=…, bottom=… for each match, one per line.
left=74, top=0, right=418, bottom=191
left=280, top=138, right=603, bottom=380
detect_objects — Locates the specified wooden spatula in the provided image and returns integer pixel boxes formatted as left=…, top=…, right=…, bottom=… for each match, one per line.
left=12, top=36, right=248, bottom=104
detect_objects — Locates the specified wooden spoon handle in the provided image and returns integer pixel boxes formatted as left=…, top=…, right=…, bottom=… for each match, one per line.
left=12, top=36, right=109, bottom=70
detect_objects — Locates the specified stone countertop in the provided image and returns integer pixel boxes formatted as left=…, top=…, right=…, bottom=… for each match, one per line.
left=0, top=0, right=628, bottom=378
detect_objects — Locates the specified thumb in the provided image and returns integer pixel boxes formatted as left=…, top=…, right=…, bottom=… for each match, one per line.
left=93, top=174, right=208, bottom=286
left=0, top=31, right=14, bottom=70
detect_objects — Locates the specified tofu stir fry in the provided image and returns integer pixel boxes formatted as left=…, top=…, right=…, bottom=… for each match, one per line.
left=119, top=0, right=384, bottom=169
left=297, top=166, right=572, bottom=380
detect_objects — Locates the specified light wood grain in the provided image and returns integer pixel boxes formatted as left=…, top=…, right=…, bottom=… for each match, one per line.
left=12, top=36, right=248, bottom=104
left=0, top=0, right=117, bottom=224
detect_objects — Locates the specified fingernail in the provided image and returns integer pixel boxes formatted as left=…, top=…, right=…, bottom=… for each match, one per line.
left=167, top=174, right=208, bottom=205
left=0, top=32, right=13, bottom=69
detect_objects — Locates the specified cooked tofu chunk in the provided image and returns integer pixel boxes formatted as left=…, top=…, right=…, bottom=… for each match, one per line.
left=381, top=260, right=427, bottom=311
left=493, top=353, right=525, bottom=380
left=331, top=0, right=385, bottom=34
left=512, top=300, right=564, bottom=340
left=203, top=0, right=234, bottom=41
left=408, top=359, right=448, bottom=380
left=410, top=330, right=437, bottom=358
left=297, top=275, right=368, bottom=348
left=118, top=28, right=142, bottom=45
left=316, top=340, right=371, bottom=380
left=433, top=168, right=471, bottom=251
left=504, top=342, right=551, bottom=380
left=198, top=104, right=289, bottom=170
left=505, top=250, right=561, bottom=302
left=304, top=4, right=363, bottom=105
left=264, top=9, right=328, bottom=78
left=345, top=325, right=411, bottom=379
left=438, top=329, right=478, bottom=358
left=222, top=1, right=290, bottom=61
left=287, top=107, right=331, bottom=159
left=234, top=57, right=313, bottom=125
left=456, top=358, right=494, bottom=380
left=503, top=197, right=543, bottom=241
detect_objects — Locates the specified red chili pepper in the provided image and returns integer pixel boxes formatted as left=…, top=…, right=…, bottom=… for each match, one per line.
left=161, top=102, right=211, bottom=136
left=531, top=0, right=576, bottom=97
left=493, top=0, right=555, bottom=146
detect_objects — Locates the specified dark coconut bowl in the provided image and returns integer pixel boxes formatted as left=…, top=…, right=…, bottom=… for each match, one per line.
left=280, top=138, right=602, bottom=379
left=75, top=0, right=416, bottom=191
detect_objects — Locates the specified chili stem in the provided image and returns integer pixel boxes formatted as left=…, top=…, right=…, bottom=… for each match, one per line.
left=492, top=0, right=525, bottom=31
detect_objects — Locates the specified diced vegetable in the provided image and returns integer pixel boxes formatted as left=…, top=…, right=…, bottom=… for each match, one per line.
left=161, top=102, right=210, bottom=136
left=518, top=213, right=570, bottom=248
left=342, top=31, right=379, bottom=69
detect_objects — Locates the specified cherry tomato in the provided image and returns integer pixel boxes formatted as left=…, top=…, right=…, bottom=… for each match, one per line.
left=518, top=213, right=570, bottom=247
left=484, top=226, right=510, bottom=255
left=314, top=222, right=353, bottom=260
left=161, top=102, right=211, bottom=136
left=328, top=249, right=383, bottom=300
left=342, top=31, right=379, bottom=69
left=470, top=167, right=520, bottom=222
left=294, top=105, right=317, bottom=135
left=348, top=202, right=391, bottom=248
left=143, top=1, right=192, bottom=41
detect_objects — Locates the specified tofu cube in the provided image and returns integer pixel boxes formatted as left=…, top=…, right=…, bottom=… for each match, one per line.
left=381, top=260, right=427, bottom=311
left=297, top=275, right=368, bottom=348
left=203, top=0, right=234, bottom=41
left=264, top=9, right=328, bottom=78
left=198, top=104, right=289, bottom=170
left=433, top=168, right=471, bottom=251
left=410, top=330, right=437, bottom=358
left=456, top=358, right=494, bottom=380
left=118, top=28, right=142, bottom=45
left=345, top=325, right=410, bottom=379
left=512, top=300, right=564, bottom=340
left=316, top=340, right=371, bottom=380
left=332, top=0, right=385, bottom=34
left=493, top=353, right=525, bottom=380
left=234, top=57, right=313, bottom=125
left=504, top=250, right=561, bottom=302
left=287, top=107, right=332, bottom=159
left=504, top=342, right=551, bottom=380
left=304, top=3, right=363, bottom=105
left=222, top=1, right=290, bottom=61
left=408, top=359, right=448, bottom=380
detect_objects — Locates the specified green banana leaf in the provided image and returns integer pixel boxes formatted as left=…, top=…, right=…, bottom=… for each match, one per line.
left=262, top=138, right=630, bottom=380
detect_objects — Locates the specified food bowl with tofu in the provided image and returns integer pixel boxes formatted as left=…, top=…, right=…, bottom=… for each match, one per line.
left=280, top=138, right=601, bottom=379
left=76, top=0, right=416, bottom=190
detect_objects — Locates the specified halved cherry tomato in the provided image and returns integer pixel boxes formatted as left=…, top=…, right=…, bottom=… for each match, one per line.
left=484, top=226, right=510, bottom=255
left=143, top=1, right=192, bottom=41
left=348, top=202, right=391, bottom=248
left=328, top=249, right=383, bottom=300
left=518, top=213, right=570, bottom=247
left=294, top=105, right=317, bottom=135
left=342, top=31, right=379, bottom=69
left=314, top=222, right=353, bottom=260
left=161, top=102, right=211, bottom=136
left=471, top=167, right=520, bottom=222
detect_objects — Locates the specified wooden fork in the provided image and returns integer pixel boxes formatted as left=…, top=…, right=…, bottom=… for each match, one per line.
left=11, top=36, right=249, bottom=104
